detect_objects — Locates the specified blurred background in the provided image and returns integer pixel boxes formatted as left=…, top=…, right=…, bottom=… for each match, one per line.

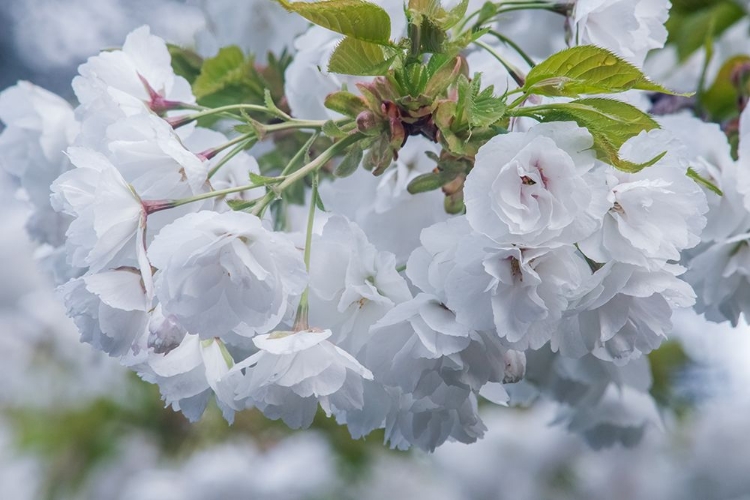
left=2, top=1, right=750, bottom=499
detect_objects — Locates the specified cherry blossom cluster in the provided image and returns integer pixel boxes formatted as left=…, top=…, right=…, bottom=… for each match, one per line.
left=1, top=0, right=748, bottom=452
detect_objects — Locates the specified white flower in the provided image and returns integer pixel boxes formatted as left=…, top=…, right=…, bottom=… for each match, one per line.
left=685, top=235, right=750, bottom=326
left=558, top=384, right=662, bottom=449
left=419, top=218, right=590, bottom=350
left=556, top=262, right=696, bottom=364
left=0, top=81, right=79, bottom=245
left=73, top=25, right=195, bottom=117
left=51, top=148, right=148, bottom=275
left=137, top=334, right=242, bottom=422
left=521, top=347, right=660, bottom=447
left=308, top=216, right=411, bottom=355
left=660, top=113, right=747, bottom=242
left=59, top=268, right=150, bottom=357
left=233, top=328, right=373, bottom=429
left=572, top=0, right=670, bottom=67
left=464, top=122, right=607, bottom=247
left=147, top=211, right=307, bottom=338
left=383, top=384, right=487, bottom=452
left=319, top=138, right=447, bottom=262
left=579, top=130, right=708, bottom=270
left=365, top=293, right=518, bottom=394
left=105, top=113, right=208, bottom=195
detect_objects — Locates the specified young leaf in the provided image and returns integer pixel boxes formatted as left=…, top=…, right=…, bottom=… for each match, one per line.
left=277, top=0, right=392, bottom=44
left=407, top=170, right=456, bottom=194
left=335, top=143, right=364, bottom=177
left=324, top=91, right=368, bottom=117
left=524, top=46, right=683, bottom=98
left=328, top=37, right=396, bottom=76
left=226, top=199, right=257, bottom=211
left=193, top=46, right=252, bottom=99
left=518, top=98, right=664, bottom=172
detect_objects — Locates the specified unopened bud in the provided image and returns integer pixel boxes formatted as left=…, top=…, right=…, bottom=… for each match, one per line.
left=356, top=110, right=379, bottom=134
left=148, top=305, right=187, bottom=354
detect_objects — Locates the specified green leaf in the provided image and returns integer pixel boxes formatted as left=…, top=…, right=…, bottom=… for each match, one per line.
left=518, top=98, right=664, bottom=173
left=423, top=56, right=462, bottom=97
left=687, top=167, right=724, bottom=196
left=328, top=37, right=397, bottom=76
left=702, top=55, right=750, bottom=121
left=524, top=46, right=683, bottom=98
left=193, top=46, right=252, bottom=99
left=335, top=143, right=364, bottom=177
left=442, top=0, right=469, bottom=29
left=470, top=75, right=506, bottom=127
left=407, top=171, right=454, bottom=194
left=324, top=91, right=368, bottom=117
left=277, top=0, right=392, bottom=44
left=226, top=199, right=257, bottom=211
left=167, top=44, right=203, bottom=84
left=667, top=1, right=745, bottom=61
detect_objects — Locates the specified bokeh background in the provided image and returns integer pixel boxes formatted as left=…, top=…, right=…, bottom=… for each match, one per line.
left=2, top=1, right=750, bottom=499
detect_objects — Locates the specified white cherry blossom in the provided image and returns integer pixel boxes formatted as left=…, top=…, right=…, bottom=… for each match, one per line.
left=59, top=268, right=150, bottom=357
left=0, top=81, right=79, bottom=245
left=233, top=328, right=373, bottom=429
left=572, top=0, right=670, bottom=67
left=464, top=122, right=607, bottom=247
left=579, top=130, right=708, bottom=270
left=50, top=147, right=148, bottom=275
left=147, top=211, right=307, bottom=338
left=308, top=216, right=411, bottom=355
left=137, top=334, right=242, bottom=422
left=73, top=25, right=195, bottom=117
left=557, top=262, right=696, bottom=364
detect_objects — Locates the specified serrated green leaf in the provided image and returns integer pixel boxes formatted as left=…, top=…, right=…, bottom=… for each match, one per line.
left=328, top=37, right=396, bottom=76
left=524, top=46, right=684, bottom=98
left=278, top=0, right=392, bottom=44
left=517, top=98, right=664, bottom=172
left=470, top=76, right=506, bottom=127
left=335, top=144, right=364, bottom=177
left=193, top=46, right=252, bottom=99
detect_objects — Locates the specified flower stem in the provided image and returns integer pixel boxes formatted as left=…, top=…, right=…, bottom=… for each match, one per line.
left=486, top=30, right=536, bottom=68
left=251, top=133, right=364, bottom=217
left=293, top=172, right=319, bottom=332
left=207, top=137, right=258, bottom=178
left=473, top=40, right=526, bottom=87
left=146, top=180, right=276, bottom=213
